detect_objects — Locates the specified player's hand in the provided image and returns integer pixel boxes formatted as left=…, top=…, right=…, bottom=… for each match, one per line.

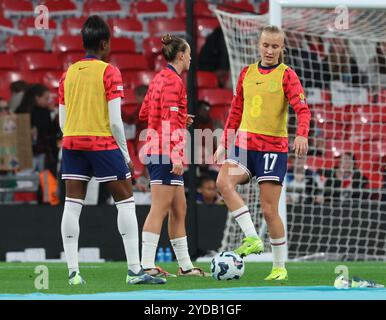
left=186, top=114, right=195, bottom=127
left=214, top=145, right=226, bottom=164
left=292, top=136, right=308, bottom=158
left=170, top=163, right=184, bottom=176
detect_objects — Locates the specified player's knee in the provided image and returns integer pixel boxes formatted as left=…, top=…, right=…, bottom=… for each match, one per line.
left=216, top=177, right=233, bottom=196
left=260, top=202, right=277, bottom=222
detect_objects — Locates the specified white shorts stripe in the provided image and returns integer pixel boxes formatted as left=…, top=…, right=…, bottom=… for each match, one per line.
left=224, top=159, right=252, bottom=179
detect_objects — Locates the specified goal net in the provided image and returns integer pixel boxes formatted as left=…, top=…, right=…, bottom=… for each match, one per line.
left=215, top=6, right=386, bottom=261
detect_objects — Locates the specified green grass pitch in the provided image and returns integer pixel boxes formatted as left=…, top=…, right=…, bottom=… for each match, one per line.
left=0, top=262, right=385, bottom=295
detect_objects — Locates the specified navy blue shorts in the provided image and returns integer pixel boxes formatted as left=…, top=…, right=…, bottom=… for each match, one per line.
left=145, top=154, right=184, bottom=186
left=61, top=148, right=131, bottom=183
left=226, top=146, right=287, bottom=184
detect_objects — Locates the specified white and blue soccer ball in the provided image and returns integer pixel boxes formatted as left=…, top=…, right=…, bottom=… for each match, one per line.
left=210, top=251, right=245, bottom=280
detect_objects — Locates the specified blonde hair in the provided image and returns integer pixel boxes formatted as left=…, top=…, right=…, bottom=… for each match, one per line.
left=258, top=25, right=285, bottom=64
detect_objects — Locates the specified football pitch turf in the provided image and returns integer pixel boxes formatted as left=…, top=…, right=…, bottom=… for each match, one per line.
left=0, top=262, right=385, bottom=299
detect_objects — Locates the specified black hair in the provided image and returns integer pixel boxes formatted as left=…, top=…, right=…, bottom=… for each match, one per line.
left=161, top=34, right=188, bottom=62
left=198, top=175, right=216, bottom=188
left=16, top=84, right=49, bottom=114
left=10, top=80, right=28, bottom=93
left=81, top=15, right=110, bottom=52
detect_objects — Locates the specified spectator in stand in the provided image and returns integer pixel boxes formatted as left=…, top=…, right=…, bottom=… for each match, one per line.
left=196, top=176, right=222, bottom=205
left=322, top=152, right=369, bottom=203
left=322, top=37, right=367, bottom=88
left=8, top=81, right=28, bottom=113
left=286, top=155, right=323, bottom=205
left=198, top=27, right=231, bottom=88
left=16, top=84, right=59, bottom=174
left=285, top=31, right=323, bottom=88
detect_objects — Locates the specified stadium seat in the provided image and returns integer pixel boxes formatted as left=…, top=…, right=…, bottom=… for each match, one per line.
left=2, top=0, right=33, bottom=18
left=110, top=37, right=136, bottom=54
left=219, top=1, right=256, bottom=13
left=147, top=18, right=186, bottom=37
left=306, top=155, right=336, bottom=170
left=197, top=71, right=219, bottom=88
left=121, top=70, right=156, bottom=89
left=121, top=88, right=137, bottom=106
left=41, top=0, right=78, bottom=17
left=109, top=53, right=149, bottom=71
left=5, top=36, right=45, bottom=54
left=19, top=53, right=60, bottom=72
left=209, top=104, right=229, bottom=125
left=175, top=1, right=215, bottom=18
left=198, top=88, right=233, bottom=107
left=316, top=121, right=348, bottom=140
left=52, top=35, right=83, bottom=53
left=196, top=18, right=220, bottom=38
left=61, top=17, right=87, bottom=35
left=130, top=1, right=170, bottom=20
left=0, top=54, right=17, bottom=70
left=107, top=17, right=145, bottom=38
left=312, top=103, right=351, bottom=124
left=153, top=54, right=166, bottom=72
left=142, top=37, right=163, bottom=69
left=18, top=17, right=57, bottom=35
left=61, top=52, right=85, bottom=69
left=83, top=0, right=122, bottom=17
left=350, top=117, right=384, bottom=142
left=354, top=104, right=386, bottom=123
left=42, top=71, right=63, bottom=90
left=0, top=70, right=41, bottom=88
left=0, top=16, right=17, bottom=33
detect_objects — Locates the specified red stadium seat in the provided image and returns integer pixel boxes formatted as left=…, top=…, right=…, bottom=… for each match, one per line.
left=121, top=70, right=156, bottom=89
left=0, top=16, right=16, bottom=32
left=154, top=54, right=166, bottom=72
left=19, top=53, right=60, bottom=72
left=52, top=35, right=83, bottom=53
left=110, top=38, right=136, bottom=54
left=122, top=88, right=137, bottom=106
left=220, top=1, right=256, bottom=13
left=131, top=1, right=170, bottom=19
left=2, top=0, right=33, bottom=18
left=142, top=37, right=163, bottom=69
left=107, top=17, right=145, bottom=38
left=0, top=70, right=41, bottom=88
left=61, top=52, right=85, bottom=69
left=209, top=104, right=229, bottom=125
left=350, top=117, right=385, bottom=142
left=354, top=104, right=386, bottom=123
left=41, top=0, right=78, bottom=17
left=316, top=121, right=348, bottom=140
left=6, top=35, right=45, bottom=54
left=147, top=18, right=186, bottom=37
left=198, top=88, right=233, bottom=107
left=61, top=17, right=87, bottom=35
left=306, top=155, right=336, bottom=170
left=175, top=1, right=215, bottom=18
left=196, top=18, right=220, bottom=38
left=311, top=103, right=351, bottom=124
left=109, top=53, right=149, bottom=71
left=42, top=71, right=63, bottom=90
left=0, top=87, right=10, bottom=100
left=197, top=71, right=218, bottom=88
left=18, top=17, right=57, bottom=34
left=0, top=54, right=17, bottom=70
left=83, top=0, right=122, bottom=17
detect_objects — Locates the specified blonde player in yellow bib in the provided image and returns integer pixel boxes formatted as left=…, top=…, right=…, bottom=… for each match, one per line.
left=214, top=26, right=311, bottom=280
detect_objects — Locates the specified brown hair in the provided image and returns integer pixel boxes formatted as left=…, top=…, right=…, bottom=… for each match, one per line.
left=258, top=25, right=285, bottom=64
left=161, top=34, right=188, bottom=62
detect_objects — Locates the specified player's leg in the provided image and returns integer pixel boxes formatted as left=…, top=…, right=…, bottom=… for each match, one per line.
left=61, top=149, right=92, bottom=285
left=141, top=184, right=177, bottom=276
left=259, top=181, right=288, bottom=280
left=216, top=161, right=264, bottom=256
left=168, top=186, right=210, bottom=276
left=255, top=151, right=288, bottom=280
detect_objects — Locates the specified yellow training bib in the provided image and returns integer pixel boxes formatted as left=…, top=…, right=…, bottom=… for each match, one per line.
left=239, top=62, right=289, bottom=137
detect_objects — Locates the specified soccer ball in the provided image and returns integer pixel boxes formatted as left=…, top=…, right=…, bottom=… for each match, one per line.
left=210, top=251, right=245, bottom=280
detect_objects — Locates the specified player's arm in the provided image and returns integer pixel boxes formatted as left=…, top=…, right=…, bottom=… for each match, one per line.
left=214, top=67, right=247, bottom=163
left=104, top=65, right=131, bottom=164
left=163, top=80, right=185, bottom=175
left=139, top=86, right=152, bottom=121
left=58, top=72, right=66, bottom=132
left=283, top=68, right=311, bottom=158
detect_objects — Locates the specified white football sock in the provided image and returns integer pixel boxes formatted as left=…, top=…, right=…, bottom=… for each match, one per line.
left=170, top=236, right=194, bottom=271
left=141, top=231, right=160, bottom=269
left=270, top=237, right=287, bottom=268
left=231, top=206, right=258, bottom=238
left=116, top=197, right=141, bottom=274
left=61, top=197, right=83, bottom=276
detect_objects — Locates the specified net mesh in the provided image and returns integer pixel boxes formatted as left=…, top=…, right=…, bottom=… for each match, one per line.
left=216, top=7, right=386, bottom=260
